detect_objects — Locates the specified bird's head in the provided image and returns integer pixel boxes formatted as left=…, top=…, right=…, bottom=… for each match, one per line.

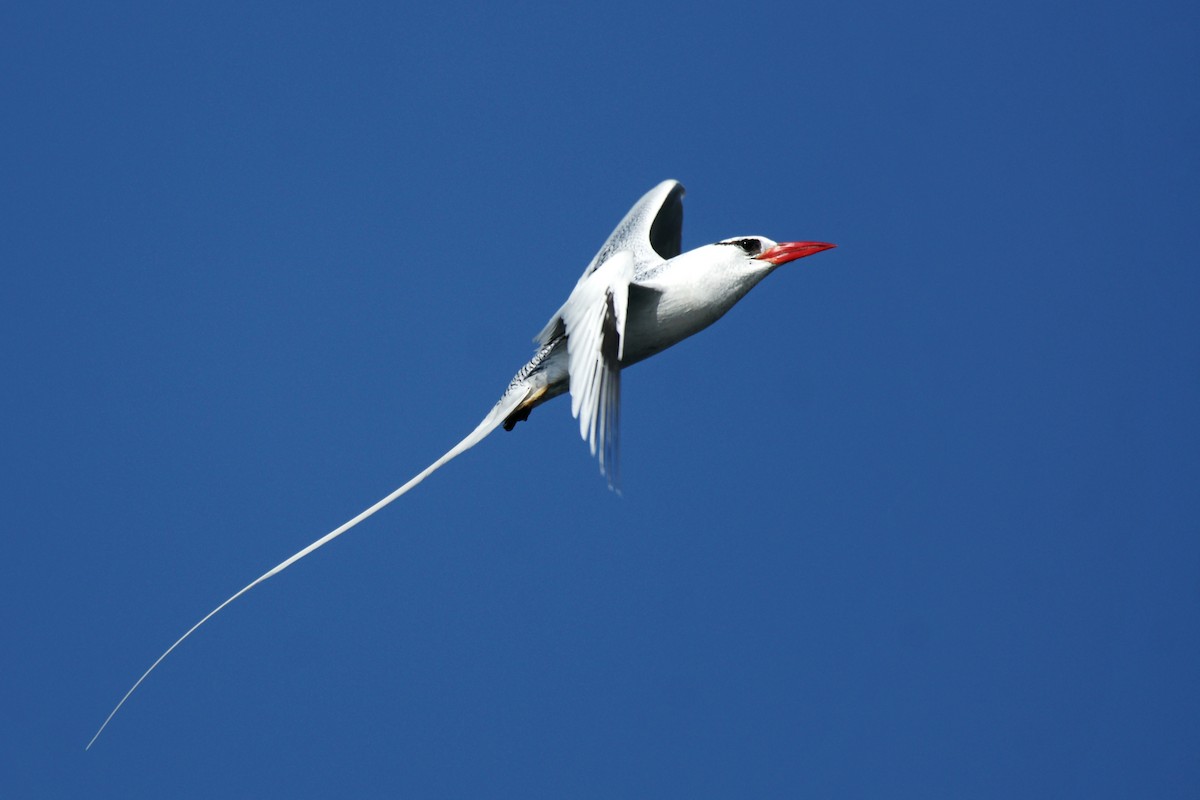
left=654, top=235, right=836, bottom=323
left=715, top=236, right=836, bottom=269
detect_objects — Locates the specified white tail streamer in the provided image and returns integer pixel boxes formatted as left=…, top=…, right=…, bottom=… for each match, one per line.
left=86, top=388, right=529, bottom=750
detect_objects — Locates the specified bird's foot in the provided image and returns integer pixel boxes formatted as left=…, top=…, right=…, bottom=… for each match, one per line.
left=502, top=406, right=531, bottom=431
left=502, top=385, right=548, bottom=431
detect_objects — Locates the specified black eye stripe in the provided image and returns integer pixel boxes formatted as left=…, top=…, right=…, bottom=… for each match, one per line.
left=719, top=238, right=762, bottom=254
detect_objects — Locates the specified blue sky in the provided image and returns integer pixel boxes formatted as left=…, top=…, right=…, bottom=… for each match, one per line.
left=4, top=1, right=1198, bottom=797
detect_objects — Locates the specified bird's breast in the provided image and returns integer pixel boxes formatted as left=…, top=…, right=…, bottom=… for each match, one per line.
left=621, top=275, right=747, bottom=365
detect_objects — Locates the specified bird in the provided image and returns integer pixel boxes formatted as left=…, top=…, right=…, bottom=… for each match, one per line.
left=86, top=180, right=835, bottom=748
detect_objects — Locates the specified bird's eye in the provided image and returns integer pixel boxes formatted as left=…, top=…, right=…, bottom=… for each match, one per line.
left=718, top=237, right=763, bottom=255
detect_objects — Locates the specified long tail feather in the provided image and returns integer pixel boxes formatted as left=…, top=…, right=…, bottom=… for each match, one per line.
left=86, top=387, right=531, bottom=750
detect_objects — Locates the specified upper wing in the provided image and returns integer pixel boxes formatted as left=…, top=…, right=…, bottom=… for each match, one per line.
left=590, top=178, right=685, bottom=273
left=558, top=250, right=635, bottom=487
left=537, top=180, right=685, bottom=346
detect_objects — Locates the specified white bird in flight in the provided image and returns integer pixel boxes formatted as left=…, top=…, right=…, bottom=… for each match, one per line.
left=87, top=180, right=835, bottom=748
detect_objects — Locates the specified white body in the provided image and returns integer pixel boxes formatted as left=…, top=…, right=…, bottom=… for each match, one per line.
left=512, top=241, right=781, bottom=411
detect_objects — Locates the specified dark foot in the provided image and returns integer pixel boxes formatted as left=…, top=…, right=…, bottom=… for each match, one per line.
left=503, top=406, right=531, bottom=431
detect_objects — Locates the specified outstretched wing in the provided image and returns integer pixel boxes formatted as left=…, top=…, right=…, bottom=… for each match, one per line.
left=586, top=178, right=685, bottom=276
left=559, top=250, right=634, bottom=487
left=537, top=180, right=685, bottom=346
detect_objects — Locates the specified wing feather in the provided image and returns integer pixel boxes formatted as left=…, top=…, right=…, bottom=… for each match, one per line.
left=559, top=250, right=634, bottom=487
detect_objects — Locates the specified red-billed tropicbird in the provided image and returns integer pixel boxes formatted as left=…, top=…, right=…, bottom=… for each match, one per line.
left=87, top=180, right=835, bottom=748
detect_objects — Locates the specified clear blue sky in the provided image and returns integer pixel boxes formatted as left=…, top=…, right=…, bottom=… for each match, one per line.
left=4, top=1, right=1198, bottom=797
